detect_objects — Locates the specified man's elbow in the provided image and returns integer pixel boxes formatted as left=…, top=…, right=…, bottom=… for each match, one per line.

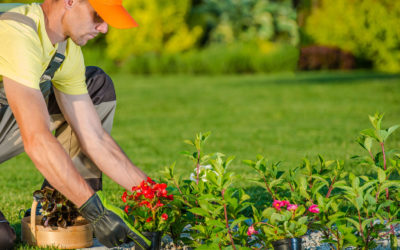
left=23, top=132, right=54, bottom=164
left=78, top=129, right=108, bottom=156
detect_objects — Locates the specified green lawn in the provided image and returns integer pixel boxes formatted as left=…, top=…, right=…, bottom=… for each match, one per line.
left=1, top=71, right=399, bottom=248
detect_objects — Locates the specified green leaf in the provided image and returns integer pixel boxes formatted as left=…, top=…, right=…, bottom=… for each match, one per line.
left=188, top=207, right=209, bottom=217
left=360, top=128, right=378, bottom=140
left=361, top=218, right=375, bottom=232
left=270, top=213, right=282, bottom=224
left=297, top=216, right=308, bottom=225
left=390, top=234, right=398, bottom=249
left=346, top=217, right=361, bottom=232
left=184, top=140, right=194, bottom=146
left=206, top=219, right=225, bottom=229
left=352, top=177, right=360, bottom=188
left=230, top=217, right=247, bottom=229
left=262, top=207, right=276, bottom=219
left=295, top=224, right=308, bottom=237
left=377, top=167, right=386, bottom=183
left=387, top=124, right=399, bottom=138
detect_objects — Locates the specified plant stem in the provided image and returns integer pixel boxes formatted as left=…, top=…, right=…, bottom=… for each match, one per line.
left=288, top=182, right=295, bottom=192
left=326, top=175, right=337, bottom=198
left=358, top=210, right=366, bottom=243
left=380, top=142, right=390, bottom=200
left=368, top=150, right=375, bottom=162
left=261, top=174, right=276, bottom=200
left=221, top=189, right=236, bottom=250
left=380, top=142, right=386, bottom=170
left=196, top=149, right=201, bottom=185
left=172, top=178, right=190, bottom=205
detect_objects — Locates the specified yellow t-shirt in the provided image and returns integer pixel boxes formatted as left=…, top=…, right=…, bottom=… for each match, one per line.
left=0, top=3, right=87, bottom=95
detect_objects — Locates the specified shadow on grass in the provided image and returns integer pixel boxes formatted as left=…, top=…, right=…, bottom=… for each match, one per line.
left=228, top=71, right=400, bottom=86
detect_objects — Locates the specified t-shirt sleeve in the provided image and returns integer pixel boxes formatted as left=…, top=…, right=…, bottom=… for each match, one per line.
left=0, top=22, right=43, bottom=89
left=52, top=39, right=87, bottom=95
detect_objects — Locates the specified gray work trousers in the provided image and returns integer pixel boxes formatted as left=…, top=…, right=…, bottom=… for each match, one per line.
left=0, top=66, right=117, bottom=191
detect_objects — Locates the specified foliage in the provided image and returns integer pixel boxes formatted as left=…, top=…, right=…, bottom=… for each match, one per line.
left=122, top=177, right=177, bottom=232
left=304, top=0, right=400, bottom=72
left=163, top=132, right=252, bottom=249
left=106, top=0, right=202, bottom=61
left=32, top=187, right=80, bottom=228
left=86, top=42, right=299, bottom=75
left=249, top=201, right=311, bottom=243
left=193, top=0, right=299, bottom=46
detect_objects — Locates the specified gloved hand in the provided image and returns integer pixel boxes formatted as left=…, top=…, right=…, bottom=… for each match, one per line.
left=79, top=191, right=151, bottom=249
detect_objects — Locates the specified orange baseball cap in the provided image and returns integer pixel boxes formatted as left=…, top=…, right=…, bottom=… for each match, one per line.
left=88, top=0, right=138, bottom=29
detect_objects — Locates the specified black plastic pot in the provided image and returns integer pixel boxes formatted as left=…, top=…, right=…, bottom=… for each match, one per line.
left=140, top=231, right=162, bottom=250
left=271, top=237, right=302, bottom=250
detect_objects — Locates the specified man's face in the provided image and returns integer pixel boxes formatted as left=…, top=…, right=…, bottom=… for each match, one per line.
left=63, top=0, right=108, bottom=46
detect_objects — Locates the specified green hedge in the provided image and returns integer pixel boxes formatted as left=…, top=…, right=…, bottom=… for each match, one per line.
left=84, top=42, right=299, bottom=75
left=304, top=0, right=400, bottom=73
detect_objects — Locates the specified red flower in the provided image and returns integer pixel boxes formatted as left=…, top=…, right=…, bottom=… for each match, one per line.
left=146, top=217, right=153, bottom=222
left=124, top=205, right=130, bottom=213
left=147, top=177, right=155, bottom=185
left=155, top=200, right=164, bottom=208
left=167, top=195, right=174, bottom=200
left=161, top=213, right=168, bottom=220
left=121, top=191, right=128, bottom=203
left=139, top=200, right=150, bottom=207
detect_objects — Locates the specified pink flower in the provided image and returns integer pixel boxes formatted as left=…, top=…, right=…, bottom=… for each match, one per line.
left=308, top=204, right=320, bottom=213
left=161, top=213, right=168, bottom=220
left=281, top=200, right=290, bottom=207
left=247, top=225, right=258, bottom=236
left=287, top=204, right=298, bottom=211
left=272, top=200, right=283, bottom=211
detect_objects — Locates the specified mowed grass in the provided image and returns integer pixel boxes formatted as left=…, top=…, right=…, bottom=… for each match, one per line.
left=1, top=71, right=399, bottom=248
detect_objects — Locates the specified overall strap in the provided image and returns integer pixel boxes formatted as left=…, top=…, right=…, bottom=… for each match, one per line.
left=0, top=10, right=67, bottom=103
left=40, top=41, right=67, bottom=83
left=0, top=11, right=38, bottom=34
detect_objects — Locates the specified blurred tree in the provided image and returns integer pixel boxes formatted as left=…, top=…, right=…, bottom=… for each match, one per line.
left=106, top=0, right=202, bottom=61
left=192, top=0, right=299, bottom=46
left=305, top=0, right=400, bottom=72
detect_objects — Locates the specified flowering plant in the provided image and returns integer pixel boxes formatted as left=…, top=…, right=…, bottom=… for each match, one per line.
left=122, top=177, right=176, bottom=232
left=248, top=200, right=319, bottom=242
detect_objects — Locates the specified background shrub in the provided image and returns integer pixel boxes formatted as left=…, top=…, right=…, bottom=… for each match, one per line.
left=105, top=0, right=203, bottom=61
left=304, top=0, right=400, bottom=72
left=99, top=42, right=300, bottom=75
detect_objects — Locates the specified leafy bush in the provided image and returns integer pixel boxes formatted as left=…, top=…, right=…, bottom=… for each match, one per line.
left=106, top=0, right=203, bottom=61
left=193, top=0, right=299, bottom=46
left=153, top=113, right=399, bottom=249
left=298, top=45, right=356, bottom=70
left=117, top=42, right=299, bottom=75
left=304, top=0, right=400, bottom=72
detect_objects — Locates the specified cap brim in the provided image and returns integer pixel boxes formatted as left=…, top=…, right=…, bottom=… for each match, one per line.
left=88, top=0, right=138, bottom=29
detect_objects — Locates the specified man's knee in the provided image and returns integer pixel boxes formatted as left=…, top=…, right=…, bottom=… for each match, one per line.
left=85, top=66, right=116, bottom=105
left=0, top=212, right=16, bottom=249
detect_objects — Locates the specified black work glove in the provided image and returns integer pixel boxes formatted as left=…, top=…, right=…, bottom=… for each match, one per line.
left=79, top=191, right=151, bottom=249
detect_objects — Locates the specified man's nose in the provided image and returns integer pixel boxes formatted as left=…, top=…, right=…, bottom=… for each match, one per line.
left=96, top=22, right=108, bottom=34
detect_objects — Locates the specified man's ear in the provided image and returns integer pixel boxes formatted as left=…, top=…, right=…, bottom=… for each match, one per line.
left=64, top=0, right=77, bottom=9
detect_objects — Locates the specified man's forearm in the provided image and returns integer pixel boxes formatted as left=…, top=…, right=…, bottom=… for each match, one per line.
left=26, top=132, right=94, bottom=207
left=81, top=130, right=147, bottom=191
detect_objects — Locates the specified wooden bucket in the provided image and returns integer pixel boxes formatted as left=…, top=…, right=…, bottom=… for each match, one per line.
left=21, top=200, right=93, bottom=249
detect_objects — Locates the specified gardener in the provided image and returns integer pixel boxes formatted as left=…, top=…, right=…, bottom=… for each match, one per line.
left=0, top=0, right=152, bottom=248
